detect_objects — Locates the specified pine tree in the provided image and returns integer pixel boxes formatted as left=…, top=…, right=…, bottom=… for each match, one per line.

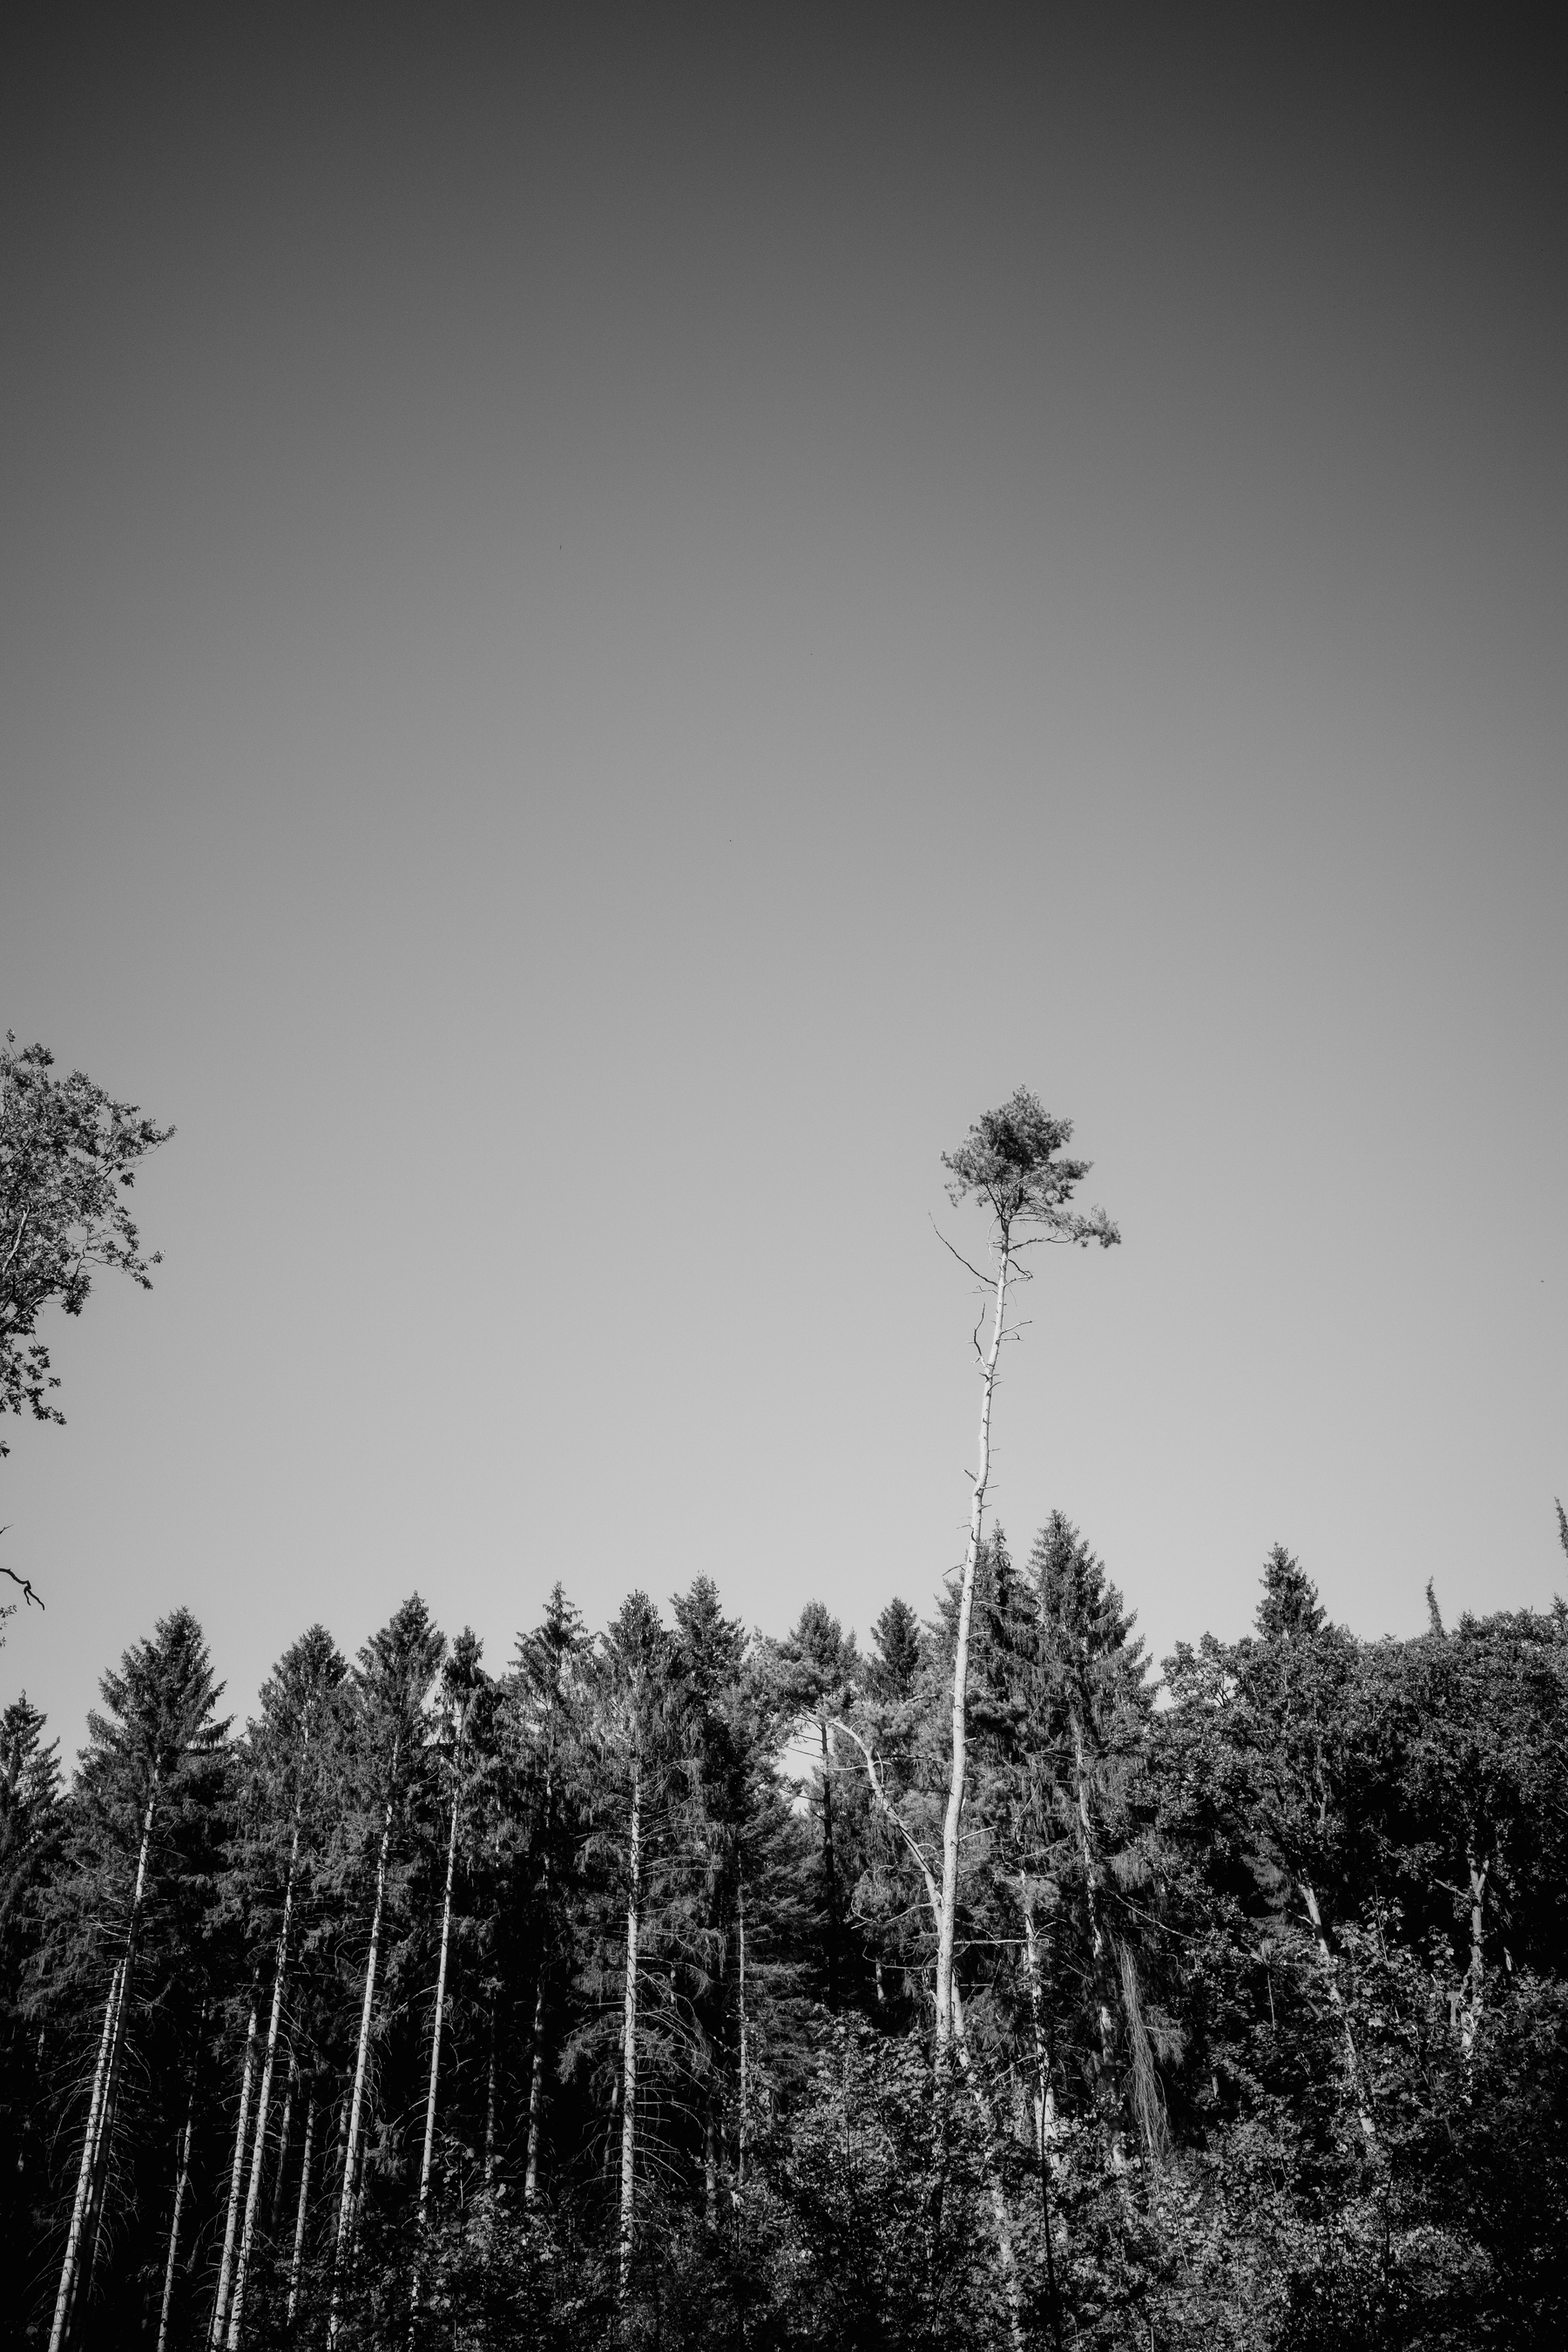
left=326, top=1597, right=445, bottom=2343
left=36, top=1609, right=228, bottom=2352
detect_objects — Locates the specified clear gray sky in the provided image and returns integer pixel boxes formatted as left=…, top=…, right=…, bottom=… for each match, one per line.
left=3, top=5, right=1565, bottom=1759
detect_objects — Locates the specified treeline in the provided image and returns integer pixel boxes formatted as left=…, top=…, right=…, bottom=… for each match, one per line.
left=3, top=1531, right=1567, bottom=2351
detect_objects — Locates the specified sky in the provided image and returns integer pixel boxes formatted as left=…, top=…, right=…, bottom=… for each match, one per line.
left=2, top=5, right=1565, bottom=1762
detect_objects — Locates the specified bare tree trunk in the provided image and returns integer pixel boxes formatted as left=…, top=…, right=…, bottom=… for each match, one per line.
left=1069, top=1712, right=1115, bottom=2083
left=618, top=1761, right=641, bottom=2296
left=484, top=2005, right=498, bottom=2187
left=1462, top=1849, right=1488, bottom=2060
left=47, top=1959, right=124, bottom=2352
left=271, top=2048, right=298, bottom=2230
left=54, top=1771, right=159, bottom=2352
left=286, top=2090, right=316, bottom=2326
left=523, top=1779, right=551, bottom=2206
left=157, top=2095, right=196, bottom=2352
left=936, top=1238, right=1011, bottom=2056
left=1018, top=1876, right=1064, bottom=2352
left=523, top=1970, right=545, bottom=2204
left=951, top=1979, right=1026, bottom=2352
left=1300, top=1876, right=1374, bottom=2139
left=228, top=1799, right=304, bottom=2349
left=818, top=1716, right=840, bottom=2011
left=209, top=1982, right=260, bottom=2349
left=836, top=1719, right=1024, bottom=2343
left=417, top=1720, right=465, bottom=2225
left=329, top=1778, right=395, bottom=2347
left=736, top=1876, right=748, bottom=2194
left=409, top=1716, right=466, bottom=2338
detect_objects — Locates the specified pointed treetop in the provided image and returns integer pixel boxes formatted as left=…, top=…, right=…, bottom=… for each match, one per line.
left=1254, top=1545, right=1326, bottom=1646
left=446, top=1626, right=485, bottom=1702
left=867, top=1598, right=923, bottom=1700
left=1425, top=1578, right=1446, bottom=1638
left=86, top=1607, right=228, bottom=1779
left=942, top=1087, right=1119, bottom=1247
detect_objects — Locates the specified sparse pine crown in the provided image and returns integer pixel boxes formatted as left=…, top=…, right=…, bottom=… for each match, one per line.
left=943, top=1086, right=1119, bottom=1246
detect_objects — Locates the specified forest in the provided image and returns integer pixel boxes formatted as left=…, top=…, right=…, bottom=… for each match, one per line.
left=4, top=1530, right=1568, bottom=2352
left=3, top=1063, right=1567, bottom=2349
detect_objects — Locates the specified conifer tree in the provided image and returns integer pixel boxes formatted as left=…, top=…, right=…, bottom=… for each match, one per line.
left=38, top=1609, right=227, bottom=2352
left=327, top=1597, right=444, bottom=2342
left=219, top=1625, right=346, bottom=2348
left=509, top=1581, right=590, bottom=2203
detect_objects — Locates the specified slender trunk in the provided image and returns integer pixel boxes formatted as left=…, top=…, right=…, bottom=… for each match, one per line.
left=704, top=2111, right=718, bottom=2232
left=80, top=1778, right=161, bottom=2342
left=209, top=1984, right=260, bottom=2349
left=157, top=2097, right=197, bottom=2352
left=417, top=1720, right=466, bottom=2224
left=55, top=1768, right=159, bottom=2352
left=329, top=1772, right=396, bottom=2346
left=618, top=1761, right=641, bottom=2295
left=271, top=2049, right=299, bottom=2230
left=524, top=1971, right=545, bottom=2203
left=602, top=2073, right=619, bottom=2189
left=409, top=1716, right=467, bottom=2339
left=819, top=1716, right=839, bottom=2012
left=47, top=1960, right=124, bottom=2352
left=228, top=1800, right=305, bottom=2349
left=1462, top=1849, right=1488, bottom=2061
left=483, top=2005, right=497, bottom=2187
left=286, top=2091, right=316, bottom=2326
left=936, top=1236, right=1011, bottom=2055
left=736, top=1876, right=748, bottom=2194
left=1018, top=1876, right=1064, bottom=2352
left=1070, top=1710, right=1118, bottom=2092
left=950, top=1979, right=1026, bottom=2352
left=1300, top=1877, right=1374, bottom=2139
left=524, top=1773, right=552, bottom=2205
left=82, top=2003, right=129, bottom=2317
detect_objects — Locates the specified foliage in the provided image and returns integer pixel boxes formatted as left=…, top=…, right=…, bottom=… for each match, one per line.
left=3, top=1543, right=1566, bottom=2350
left=0, top=1035, right=170, bottom=1454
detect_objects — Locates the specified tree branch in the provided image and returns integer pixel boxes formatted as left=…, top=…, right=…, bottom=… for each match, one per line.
left=830, top=1718, right=940, bottom=1930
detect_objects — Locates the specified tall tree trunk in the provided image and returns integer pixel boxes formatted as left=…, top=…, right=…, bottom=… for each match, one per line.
left=54, top=1769, right=159, bottom=2352
left=329, top=1768, right=396, bottom=2347
left=1018, top=1876, right=1064, bottom=2352
left=409, top=1713, right=467, bottom=2338
left=286, top=2090, right=316, bottom=2327
left=524, top=1970, right=545, bottom=2204
left=228, top=1794, right=305, bottom=2349
left=818, top=1716, right=840, bottom=2011
left=837, top=1718, right=1023, bottom=2336
left=618, top=1760, right=641, bottom=2296
left=484, top=2004, right=498, bottom=2187
left=1299, top=1876, right=1374, bottom=2139
left=47, top=1959, right=124, bottom=2352
left=936, top=1236, right=1011, bottom=2056
left=417, top=1715, right=466, bottom=2227
left=209, top=1981, right=260, bottom=2349
left=270, top=2048, right=299, bottom=2230
left=523, top=1767, right=553, bottom=2207
left=950, top=1979, right=1026, bottom=2352
left=736, top=1875, right=748, bottom=2195
left=1070, top=1710, right=1118, bottom=2096
left=157, top=2095, right=197, bottom=2352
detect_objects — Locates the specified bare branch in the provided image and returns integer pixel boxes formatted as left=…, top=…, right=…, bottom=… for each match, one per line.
left=929, top=1215, right=992, bottom=1288
left=830, top=1718, right=941, bottom=1929
left=0, top=1550, right=44, bottom=1610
